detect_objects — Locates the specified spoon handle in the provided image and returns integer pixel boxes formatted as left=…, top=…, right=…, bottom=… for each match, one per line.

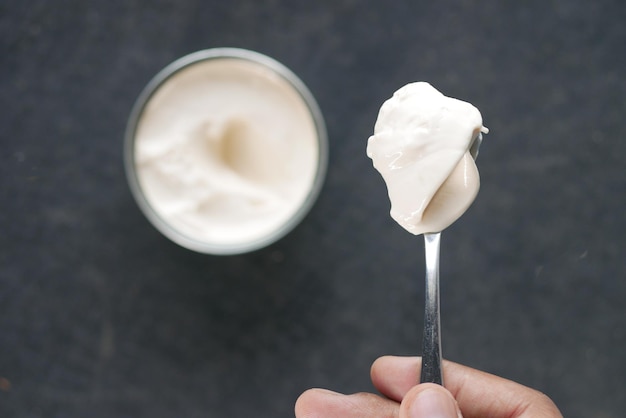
left=421, top=232, right=443, bottom=385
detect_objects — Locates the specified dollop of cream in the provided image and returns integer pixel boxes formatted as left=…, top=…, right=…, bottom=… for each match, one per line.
left=366, top=82, right=488, bottom=235
left=134, top=57, right=319, bottom=247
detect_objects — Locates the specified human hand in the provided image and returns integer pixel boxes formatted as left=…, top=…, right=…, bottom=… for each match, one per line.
left=295, top=356, right=563, bottom=418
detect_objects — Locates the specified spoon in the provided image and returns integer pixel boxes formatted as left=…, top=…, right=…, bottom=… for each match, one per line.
left=420, top=133, right=483, bottom=385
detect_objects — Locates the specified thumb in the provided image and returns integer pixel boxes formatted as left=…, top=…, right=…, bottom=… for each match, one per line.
left=400, top=383, right=462, bottom=418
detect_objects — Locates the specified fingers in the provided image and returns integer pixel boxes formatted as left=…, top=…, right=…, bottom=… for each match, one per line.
left=371, top=355, right=422, bottom=401
left=371, top=356, right=563, bottom=418
left=297, top=357, right=562, bottom=418
left=295, top=388, right=399, bottom=418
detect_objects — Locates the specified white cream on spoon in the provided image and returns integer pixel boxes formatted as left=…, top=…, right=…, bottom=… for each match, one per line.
left=367, top=81, right=488, bottom=234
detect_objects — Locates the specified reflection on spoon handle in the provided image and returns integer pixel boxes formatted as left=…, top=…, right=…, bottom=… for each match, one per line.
left=420, top=232, right=443, bottom=385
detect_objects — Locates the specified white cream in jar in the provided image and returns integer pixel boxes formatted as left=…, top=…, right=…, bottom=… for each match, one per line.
left=125, top=49, right=327, bottom=254
left=367, top=82, right=487, bottom=235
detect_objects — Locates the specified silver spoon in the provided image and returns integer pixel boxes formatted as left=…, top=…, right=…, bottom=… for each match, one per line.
left=420, top=133, right=483, bottom=385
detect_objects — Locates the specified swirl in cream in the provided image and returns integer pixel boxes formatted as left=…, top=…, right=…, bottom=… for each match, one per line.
left=367, top=82, right=488, bottom=235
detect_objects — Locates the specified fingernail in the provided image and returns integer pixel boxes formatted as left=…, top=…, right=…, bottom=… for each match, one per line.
left=409, top=387, right=461, bottom=418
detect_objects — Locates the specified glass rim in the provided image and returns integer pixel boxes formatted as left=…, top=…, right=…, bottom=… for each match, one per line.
left=124, top=48, right=328, bottom=255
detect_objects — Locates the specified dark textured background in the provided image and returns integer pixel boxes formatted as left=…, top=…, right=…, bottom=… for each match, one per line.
left=1, top=1, right=625, bottom=417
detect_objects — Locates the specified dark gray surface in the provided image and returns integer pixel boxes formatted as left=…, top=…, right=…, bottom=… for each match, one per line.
left=1, top=1, right=625, bottom=417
